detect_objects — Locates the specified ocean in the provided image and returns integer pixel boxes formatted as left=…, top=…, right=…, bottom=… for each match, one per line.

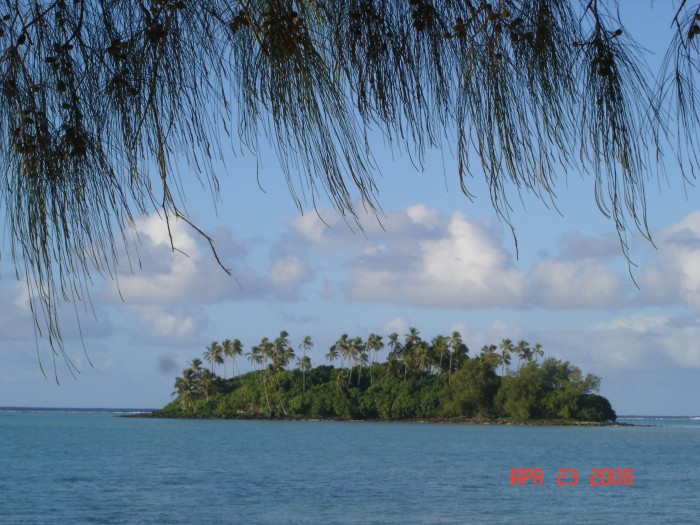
left=1, top=409, right=699, bottom=524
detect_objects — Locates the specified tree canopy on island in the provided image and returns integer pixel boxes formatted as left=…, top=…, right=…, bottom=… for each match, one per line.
left=2, top=0, right=700, bottom=361
left=165, top=330, right=616, bottom=423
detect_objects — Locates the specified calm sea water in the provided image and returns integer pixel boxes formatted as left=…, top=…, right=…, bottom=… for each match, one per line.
left=1, top=410, right=699, bottom=524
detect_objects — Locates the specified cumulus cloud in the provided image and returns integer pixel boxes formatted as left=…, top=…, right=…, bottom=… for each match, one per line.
left=269, top=256, right=310, bottom=289
left=641, top=210, right=700, bottom=310
left=530, top=259, right=626, bottom=309
left=595, top=314, right=670, bottom=333
left=280, top=203, right=652, bottom=310
left=104, top=215, right=312, bottom=305
left=0, top=280, right=36, bottom=340
left=382, top=316, right=410, bottom=335
left=557, top=232, right=621, bottom=260
left=661, top=329, right=700, bottom=367
left=345, top=210, right=528, bottom=308
left=0, top=274, right=114, bottom=343
left=547, top=313, right=700, bottom=370
left=289, top=211, right=334, bottom=242
left=313, top=205, right=639, bottom=310
left=406, top=204, right=440, bottom=228
left=0, top=213, right=317, bottom=355
left=104, top=216, right=239, bottom=305
left=127, top=305, right=209, bottom=347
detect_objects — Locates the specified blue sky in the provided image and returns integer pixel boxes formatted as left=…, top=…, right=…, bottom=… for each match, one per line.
left=2, top=2, right=700, bottom=415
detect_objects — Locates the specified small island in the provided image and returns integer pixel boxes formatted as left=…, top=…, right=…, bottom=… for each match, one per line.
left=153, top=330, right=617, bottom=424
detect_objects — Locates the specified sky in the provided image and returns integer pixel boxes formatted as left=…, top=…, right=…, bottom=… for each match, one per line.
left=2, top=2, right=699, bottom=415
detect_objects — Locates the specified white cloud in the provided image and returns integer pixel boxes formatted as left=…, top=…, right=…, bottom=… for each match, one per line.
left=530, top=259, right=626, bottom=309
left=285, top=207, right=700, bottom=313
left=489, top=319, right=524, bottom=338
left=637, top=266, right=679, bottom=306
left=382, top=316, right=409, bottom=335
left=576, top=313, right=700, bottom=369
left=361, top=244, right=390, bottom=256
left=346, top=211, right=527, bottom=308
left=662, top=334, right=700, bottom=367
left=270, top=256, right=309, bottom=286
left=107, top=215, right=238, bottom=305
left=557, top=232, right=620, bottom=260
left=647, top=210, right=700, bottom=310
left=128, top=306, right=209, bottom=346
left=287, top=204, right=700, bottom=311
left=448, top=322, right=470, bottom=338
left=0, top=280, right=35, bottom=340
left=12, top=281, right=31, bottom=313
left=283, top=204, right=667, bottom=310
left=289, top=212, right=333, bottom=242
left=595, top=314, right=670, bottom=333
left=104, top=215, right=312, bottom=306
left=406, top=204, right=440, bottom=228
left=583, top=335, right=651, bottom=368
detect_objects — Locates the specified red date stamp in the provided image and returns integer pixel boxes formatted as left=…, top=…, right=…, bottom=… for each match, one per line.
left=511, top=468, right=634, bottom=486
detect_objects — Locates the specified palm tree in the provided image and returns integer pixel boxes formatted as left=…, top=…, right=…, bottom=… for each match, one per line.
left=298, top=336, right=314, bottom=392
left=385, top=351, right=399, bottom=378
left=296, top=355, right=313, bottom=392
left=325, top=346, right=339, bottom=366
left=299, top=335, right=314, bottom=358
left=404, top=327, right=421, bottom=348
left=273, top=330, right=294, bottom=370
left=387, top=332, right=401, bottom=355
left=365, top=333, right=383, bottom=365
left=432, top=335, right=449, bottom=374
left=246, top=343, right=271, bottom=414
left=259, top=336, right=288, bottom=415
left=386, top=331, right=400, bottom=362
left=230, top=339, right=244, bottom=377
left=203, top=341, right=224, bottom=375
left=515, top=340, right=533, bottom=370
left=197, top=369, right=219, bottom=401
left=413, top=341, right=431, bottom=377
left=346, top=336, right=364, bottom=386
left=480, top=344, right=500, bottom=368
left=173, top=372, right=197, bottom=411
left=499, top=339, right=514, bottom=376
left=332, top=334, right=350, bottom=370
left=402, top=330, right=423, bottom=381
left=353, top=349, right=366, bottom=385
left=447, top=331, right=463, bottom=382
left=259, top=337, right=274, bottom=370
left=220, top=339, right=233, bottom=379
left=533, top=343, right=545, bottom=363
left=403, top=326, right=427, bottom=381
left=188, top=358, right=203, bottom=376
left=247, top=346, right=263, bottom=378
left=364, top=333, right=383, bottom=385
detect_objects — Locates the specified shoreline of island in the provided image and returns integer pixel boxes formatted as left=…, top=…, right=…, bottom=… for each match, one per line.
left=129, top=411, right=633, bottom=426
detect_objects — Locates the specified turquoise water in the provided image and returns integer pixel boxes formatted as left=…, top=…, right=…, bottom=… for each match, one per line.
left=1, top=411, right=699, bottom=524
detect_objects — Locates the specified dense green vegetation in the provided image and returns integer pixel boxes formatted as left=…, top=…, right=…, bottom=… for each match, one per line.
left=163, top=330, right=616, bottom=423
